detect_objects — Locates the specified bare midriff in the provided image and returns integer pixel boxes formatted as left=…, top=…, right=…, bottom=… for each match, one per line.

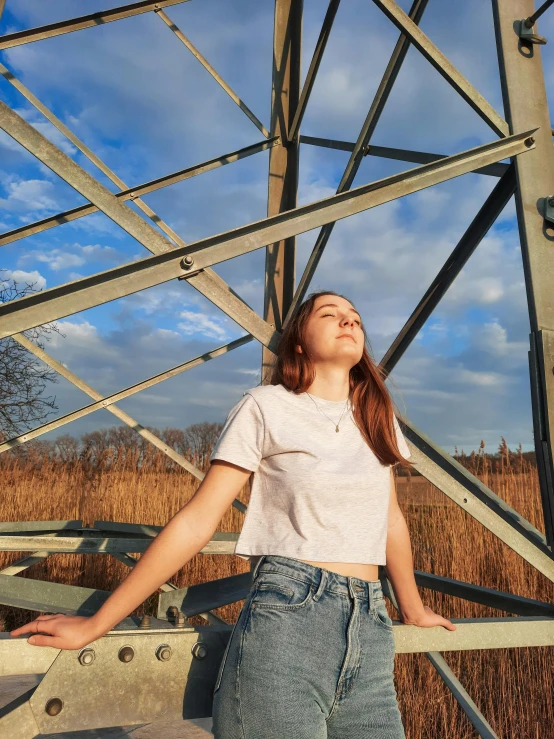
left=250, top=555, right=380, bottom=583
left=296, top=559, right=380, bottom=582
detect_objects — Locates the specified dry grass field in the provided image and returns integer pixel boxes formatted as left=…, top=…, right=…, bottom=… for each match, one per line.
left=0, top=443, right=552, bottom=738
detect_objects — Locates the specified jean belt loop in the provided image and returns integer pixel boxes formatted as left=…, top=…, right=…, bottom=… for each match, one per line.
left=312, top=567, right=327, bottom=602
left=251, top=554, right=266, bottom=581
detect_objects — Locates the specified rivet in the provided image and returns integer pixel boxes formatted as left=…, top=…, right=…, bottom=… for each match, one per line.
left=45, top=697, right=63, bottom=716
left=118, top=645, right=134, bottom=663
left=192, top=642, right=208, bottom=660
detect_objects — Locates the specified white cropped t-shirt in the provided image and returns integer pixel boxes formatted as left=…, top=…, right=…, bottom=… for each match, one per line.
left=209, top=383, right=411, bottom=565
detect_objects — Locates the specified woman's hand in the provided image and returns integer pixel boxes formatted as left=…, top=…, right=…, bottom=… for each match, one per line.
left=400, top=604, right=456, bottom=631
left=10, top=613, right=103, bottom=650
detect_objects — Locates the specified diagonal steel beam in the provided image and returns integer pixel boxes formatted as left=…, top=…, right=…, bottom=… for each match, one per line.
left=0, top=126, right=536, bottom=338
left=299, top=134, right=509, bottom=177
left=0, top=552, right=51, bottom=576
left=0, top=0, right=190, bottom=50
left=11, top=333, right=200, bottom=474
left=288, top=0, right=341, bottom=143
left=371, top=0, right=509, bottom=137
left=0, top=137, right=279, bottom=249
left=0, top=62, right=184, bottom=248
left=412, top=569, right=554, bottom=617
left=426, top=652, right=499, bottom=739
left=286, top=0, right=429, bottom=321
left=402, top=425, right=554, bottom=581
left=155, top=9, right=270, bottom=138
left=0, top=334, right=253, bottom=457
left=380, top=166, right=516, bottom=374
left=184, top=269, right=280, bottom=353
left=0, top=101, right=176, bottom=256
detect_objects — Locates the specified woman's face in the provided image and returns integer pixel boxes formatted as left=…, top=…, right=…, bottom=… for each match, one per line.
left=297, top=294, right=365, bottom=369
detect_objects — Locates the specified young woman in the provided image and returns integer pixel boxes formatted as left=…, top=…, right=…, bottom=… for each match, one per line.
left=10, top=289, right=455, bottom=738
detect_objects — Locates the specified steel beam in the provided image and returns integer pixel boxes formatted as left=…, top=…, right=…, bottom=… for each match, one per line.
left=288, top=0, right=341, bottom=143
left=261, top=0, right=303, bottom=383
left=155, top=9, right=269, bottom=138
left=426, top=652, right=499, bottom=739
left=0, top=552, right=50, bottom=576
left=371, top=0, right=508, bottom=136
left=0, top=335, right=253, bottom=455
left=299, top=134, right=509, bottom=177
left=0, top=130, right=536, bottom=338
left=0, top=61, right=184, bottom=247
left=492, top=0, right=554, bottom=549
left=413, top=570, right=554, bottom=617
left=8, top=333, right=206, bottom=481
left=0, top=0, right=190, bottom=50
left=0, top=137, right=279, bottom=249
left=403, top=429, right=554, bottom=582
left=287, top=0, right=429, bottom=319
left=0, top=532, right=239, bottom=554
left=380, top=166, right=516, bottom=374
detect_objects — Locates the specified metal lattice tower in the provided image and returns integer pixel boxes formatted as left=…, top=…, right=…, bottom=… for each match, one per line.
left=0, top=1, right=553, bottom=736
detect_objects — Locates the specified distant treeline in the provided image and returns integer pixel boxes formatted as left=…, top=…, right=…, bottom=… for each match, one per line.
left=0, top=425, right=536, bottom=476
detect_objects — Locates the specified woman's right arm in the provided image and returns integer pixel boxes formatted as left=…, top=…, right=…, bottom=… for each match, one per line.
left=9, top=460, right=252, bottom=650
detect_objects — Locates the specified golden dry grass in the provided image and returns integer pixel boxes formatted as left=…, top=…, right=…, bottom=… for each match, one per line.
left=0, top=451, right=552, bottom=738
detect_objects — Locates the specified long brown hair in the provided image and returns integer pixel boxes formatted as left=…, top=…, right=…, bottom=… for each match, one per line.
left=268, top=290, right=413, bottom=468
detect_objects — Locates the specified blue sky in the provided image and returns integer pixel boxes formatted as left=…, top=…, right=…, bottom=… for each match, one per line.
left=1, top=0, right=553, bottom=454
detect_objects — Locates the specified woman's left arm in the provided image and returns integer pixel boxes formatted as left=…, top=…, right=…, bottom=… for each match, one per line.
left=384, top=468, right=456, bottom=631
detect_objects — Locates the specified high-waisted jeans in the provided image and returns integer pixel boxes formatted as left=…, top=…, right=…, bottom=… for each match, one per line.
left=211, top=554, right=405, bottom=738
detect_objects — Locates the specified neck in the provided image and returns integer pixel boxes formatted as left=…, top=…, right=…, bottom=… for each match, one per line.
left=305, top=373, right=350, bottom=402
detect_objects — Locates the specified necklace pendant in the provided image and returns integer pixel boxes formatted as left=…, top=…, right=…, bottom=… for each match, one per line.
left=335, top=425, right=339, bottom=432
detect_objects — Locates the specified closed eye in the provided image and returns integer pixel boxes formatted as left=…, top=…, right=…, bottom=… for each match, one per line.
left=322, top=312, right=361, bottom=325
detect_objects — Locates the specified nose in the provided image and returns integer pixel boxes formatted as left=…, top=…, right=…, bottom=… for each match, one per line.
left=341, top=316, right=355, bottom=327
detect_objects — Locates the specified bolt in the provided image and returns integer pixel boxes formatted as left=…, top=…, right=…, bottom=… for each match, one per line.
left=192, top=641, right=208, bottom=660
left=139, top=614, right=151, bottom=629
left=45, top=698, right=63, bottom=716
left=118, top=645, right=135, bottom=663
left=175, top=610, right=186, bottom=628
left=156, top=644, right=172, bottom=661
left=181, top=255, right=195, bottom=270
left=548, top=196, right=554, bottom=207
left=524, top=136, right=535, bottom=147
left=78, top=647, right=95, bottom=666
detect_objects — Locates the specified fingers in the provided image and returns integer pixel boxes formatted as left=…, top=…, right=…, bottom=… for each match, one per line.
left=11, top=616, right=59, bottom=637
left=27, top=634, right=63, bottom=648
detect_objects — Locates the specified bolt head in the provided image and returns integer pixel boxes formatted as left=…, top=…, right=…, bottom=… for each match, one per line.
left=156, top=644, right=172, bottom=661
left=548, top=196, right=554, bottom=207
left=192, top=641, right=208, bottom=660
left=118, top=645, right=135, bottom=663
left=78, top=648, right=95, bottom=666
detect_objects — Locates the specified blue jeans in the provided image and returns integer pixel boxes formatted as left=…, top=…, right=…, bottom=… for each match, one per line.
left=212, top=554, right=405, bottom=738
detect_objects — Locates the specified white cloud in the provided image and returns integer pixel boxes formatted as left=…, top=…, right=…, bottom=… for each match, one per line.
left=2, top=269, right=46, bottom=290
left=18, top=243, right=120, bottom=272
left=0, top=174, right=58, bottom=213
left=177, top=309, right=230, bottom=340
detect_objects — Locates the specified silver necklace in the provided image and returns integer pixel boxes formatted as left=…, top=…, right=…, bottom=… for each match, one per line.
left=305, top=392, right=351, bottom=432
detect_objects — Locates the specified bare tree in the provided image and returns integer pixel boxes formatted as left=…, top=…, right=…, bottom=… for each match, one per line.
left=0, top=270, right=63, bottom=440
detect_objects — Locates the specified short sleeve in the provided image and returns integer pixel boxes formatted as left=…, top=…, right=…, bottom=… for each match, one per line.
left=393, top=415, right=411, bottom=460
left=209, top=393, right=265, bottom=472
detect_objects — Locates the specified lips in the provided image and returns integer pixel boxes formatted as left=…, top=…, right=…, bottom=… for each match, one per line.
left=337, top=334, right=355, bottom=341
